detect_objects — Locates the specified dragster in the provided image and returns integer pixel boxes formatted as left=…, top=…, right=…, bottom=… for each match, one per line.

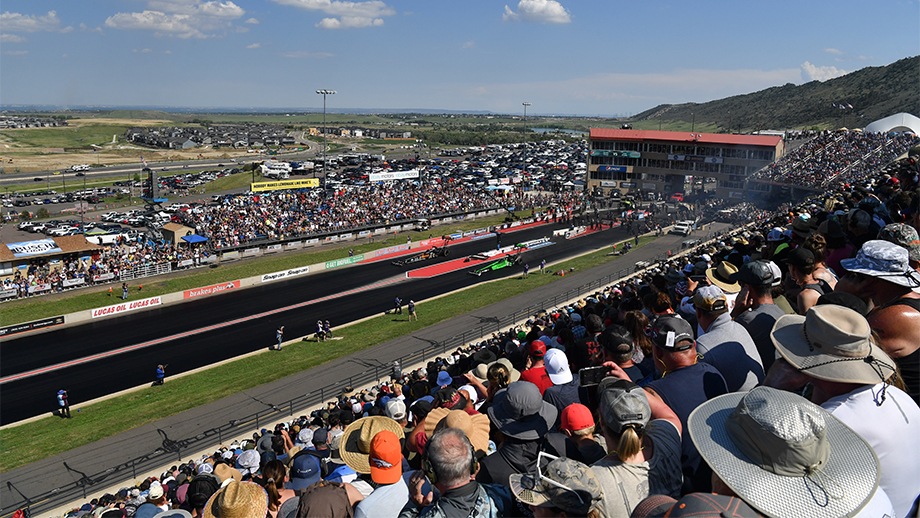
left=392, top=245, right=450, bottom=266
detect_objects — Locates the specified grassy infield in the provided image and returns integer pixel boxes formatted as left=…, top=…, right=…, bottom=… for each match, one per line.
left=0, top=207, right=654, bottom=473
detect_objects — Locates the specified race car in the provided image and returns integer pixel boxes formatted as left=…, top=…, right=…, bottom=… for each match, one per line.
left=392, top=245, right=449, bottom=266
left=469, top=253, right=522, bottom=276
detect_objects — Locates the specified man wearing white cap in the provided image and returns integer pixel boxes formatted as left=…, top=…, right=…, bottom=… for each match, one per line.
left=540, top=348, right=580, bottom=424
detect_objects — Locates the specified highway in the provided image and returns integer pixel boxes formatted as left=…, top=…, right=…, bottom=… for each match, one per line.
left=0, top=220, right=631, bottom=424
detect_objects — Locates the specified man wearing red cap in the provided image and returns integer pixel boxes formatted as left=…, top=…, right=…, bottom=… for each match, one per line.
left=519, top=340, right=552, bottom=395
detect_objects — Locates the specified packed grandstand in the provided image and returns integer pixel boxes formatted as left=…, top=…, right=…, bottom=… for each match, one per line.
left=7, top=120, right=920, bottom=518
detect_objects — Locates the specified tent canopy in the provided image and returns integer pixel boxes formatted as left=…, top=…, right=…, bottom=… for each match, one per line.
left=181, top=234, right=208, bottom=244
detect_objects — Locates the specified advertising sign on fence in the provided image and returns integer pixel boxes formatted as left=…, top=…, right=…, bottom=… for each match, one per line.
left=0, top=315, right=65, bottom=337
left=261, top=266, right=310, bottom=283
left=92, top=296, right=163, bottom=318
left=184, top=280, right=241, bottom=299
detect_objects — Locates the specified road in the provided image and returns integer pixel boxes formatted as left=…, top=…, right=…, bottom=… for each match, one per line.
left=0, top=221, right=631, bottom=424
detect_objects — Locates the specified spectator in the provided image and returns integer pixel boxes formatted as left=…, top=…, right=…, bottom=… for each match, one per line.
left=729, top=260, right=786, bottom=371
left=509, top=454, right=606, bottom=517
left=353, top=430, right=409, bottom=518
left=687, top=387, right=895, bottom=517
left=786, top=246, right=825, bottom=316
left=519, top=340, right=553, bottom=395
left=694, top=285, right=764, bottom=392
left=479, top=381, right=558, bottom=487
left=599, top=324, right=646, bottom=383
left=404, top=427, right=513, bottom=518
left=590, top=375, right=683, bottom=515
left=256, top=460, right=296, bottom=518
left=837, top=240, right=920, bottom=403
left=766, top=304, right=920, bottom=517
left=541, top=348, right=580, bottom=420
left=644, top=314, right=728, bottom=493
left=295, top=480, right=363, bottom=518
left=184, top=473, right=221, bottom=516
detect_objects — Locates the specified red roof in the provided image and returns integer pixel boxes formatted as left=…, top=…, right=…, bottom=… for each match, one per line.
left=589, top=128, right=782, bottom=147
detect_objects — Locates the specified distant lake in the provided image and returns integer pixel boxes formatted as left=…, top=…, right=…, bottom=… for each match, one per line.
left=530, top=127, right=587, bottom=136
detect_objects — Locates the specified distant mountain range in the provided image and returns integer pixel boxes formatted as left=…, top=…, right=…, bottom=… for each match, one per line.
left=632, top=56, right=919, bottom=131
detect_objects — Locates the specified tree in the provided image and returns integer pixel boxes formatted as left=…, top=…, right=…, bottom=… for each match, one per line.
left=36, top=208, right=50, bottom=219
left=19, top=210, right=32, bottom=221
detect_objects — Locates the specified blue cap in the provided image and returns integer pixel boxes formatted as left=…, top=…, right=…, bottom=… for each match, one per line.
left=436, top=370, right=452, bottom=387
left=287, top=453, right=321, bottom=491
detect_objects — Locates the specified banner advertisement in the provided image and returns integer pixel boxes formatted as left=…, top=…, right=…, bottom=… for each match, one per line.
left=368, top=169, right=419, bottom=182
left=285, top=241, right=303, bottom=250
left=250, top=178, right=319, bottom=192
left=0, top=289, right=18, bottom=300
left=93, top=272, right=116, bottom=282
left=265, top=244, right=282, bottom=254
left=0, top=315, right=65, bottom=337
left=184, top=280, right=241, bottom=299
left=325, top=255, right=364, bottom=269
left=92, top=296, right=163, bottom=318
left=7, top=239, right=63, bottom=258
left=242, top=248, right=260, bottom=258
left=62, top=278, right=86, bottom=287
left=261, top=266, right=310, bottom=283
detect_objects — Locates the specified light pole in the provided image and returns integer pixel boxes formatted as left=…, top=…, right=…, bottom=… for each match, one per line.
left=522, top=102, right=531, bottom=179
left=316, top=89, right=336, bottom=176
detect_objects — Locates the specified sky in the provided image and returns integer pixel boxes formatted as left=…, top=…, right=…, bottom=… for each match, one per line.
left=1, top=0, right=918, bottom=116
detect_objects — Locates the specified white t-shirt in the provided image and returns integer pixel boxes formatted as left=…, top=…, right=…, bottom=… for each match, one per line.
left=823, top=383, right=920, bottom=518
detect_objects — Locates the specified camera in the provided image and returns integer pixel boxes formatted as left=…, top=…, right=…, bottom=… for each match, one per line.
left=578, top=366, right=608, bottom=387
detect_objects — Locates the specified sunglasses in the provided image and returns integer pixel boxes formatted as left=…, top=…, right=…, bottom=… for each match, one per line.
left=519, top=452, right=585, bottom=506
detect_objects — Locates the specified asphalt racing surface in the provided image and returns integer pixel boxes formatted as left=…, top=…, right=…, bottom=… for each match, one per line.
left=1, top=220, right=632, bottom=425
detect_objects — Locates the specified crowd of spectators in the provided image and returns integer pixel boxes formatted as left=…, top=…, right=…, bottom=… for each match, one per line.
left=58, top=147, right=920, bottom=517
left=750, top=129, right=918, bottom=189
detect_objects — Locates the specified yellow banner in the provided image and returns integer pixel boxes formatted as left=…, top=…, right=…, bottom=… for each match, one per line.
left=251, top=178, right=320, bottom=192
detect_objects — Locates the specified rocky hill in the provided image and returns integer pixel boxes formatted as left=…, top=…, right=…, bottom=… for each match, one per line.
left=632, top=56, right=919, bottom=132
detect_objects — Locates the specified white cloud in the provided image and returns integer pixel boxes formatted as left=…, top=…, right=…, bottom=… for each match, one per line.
left=273, top=0, right=394, bottom=29
left=1, top=10, right=65, bottom=32
left=801, top=61, right=848, bottom=82
left=0, top=33, right=25, bottom=43
left=3, top=50, right=29, bottom=56
left=105, top=1, right=246, bottom=39
left=462, top=40, right=475, bottom=49
left=316, top=16, right=383, bottom=29
left=824, top=48, right=843, bottom=55
left=503, top=0, right=571, bottom=24
left=133, top=48, right=154, bottom=53
left=245, top=17, right=260, bottom=24
left=247, top=42, right=261, bottom=49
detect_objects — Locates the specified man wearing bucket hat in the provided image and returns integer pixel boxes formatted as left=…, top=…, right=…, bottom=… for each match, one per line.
left=766, top=304, right=920, bottom=517
left=479, top=380, right=558, bottom=487
left=509, top=453, right=606, bottom=517
left=836, top=239, right=920, bottom=405
left=688, top=386, right=895, bottom=517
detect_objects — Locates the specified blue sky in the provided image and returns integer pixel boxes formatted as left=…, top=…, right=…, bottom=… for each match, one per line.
left=1, top=0, right=917, bottom=116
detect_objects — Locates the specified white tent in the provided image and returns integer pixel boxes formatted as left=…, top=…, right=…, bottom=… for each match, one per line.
left=864, top=112, right=920, bottom=135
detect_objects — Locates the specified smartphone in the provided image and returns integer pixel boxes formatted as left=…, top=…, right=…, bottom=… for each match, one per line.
left=578, top=366, right=608, bottom=387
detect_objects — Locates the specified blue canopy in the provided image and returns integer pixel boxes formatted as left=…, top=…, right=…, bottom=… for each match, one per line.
left=181, top=234, right=208, bottom=244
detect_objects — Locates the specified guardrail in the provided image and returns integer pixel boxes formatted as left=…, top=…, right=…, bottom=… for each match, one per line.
left=4, top=223, right=741, bottom=516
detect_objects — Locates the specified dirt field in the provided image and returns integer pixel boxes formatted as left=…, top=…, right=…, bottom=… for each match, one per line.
left=0, top=117, right=259, bottom=173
